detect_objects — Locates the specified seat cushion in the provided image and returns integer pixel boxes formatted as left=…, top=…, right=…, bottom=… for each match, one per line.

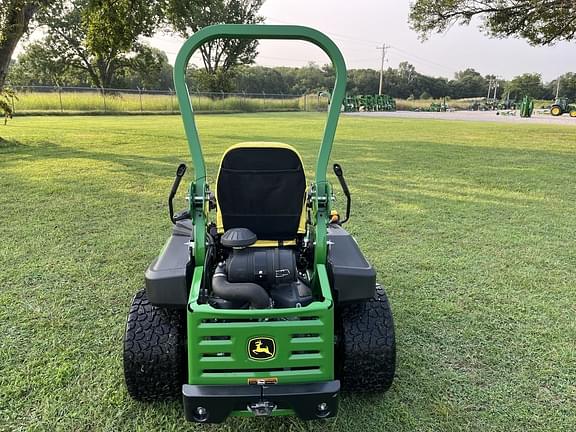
left=216, top=143, right=306, bottom=241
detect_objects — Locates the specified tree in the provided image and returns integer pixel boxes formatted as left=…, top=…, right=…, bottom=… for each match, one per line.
left=410, top=0, right=576, bottom=45
left=164, top=0, right=265, bottom=92
left=123, top=46, right=173, bottom=90
left=9, top=40, right=172, bottom=89
left=0, top=0, right=55, bottom=88
left=7, top=40, right=91, bottom=86
left=505, top=73, right=546, bottom=99
left=347, top=69, right=379, bottom=94
left=449, top=68, right=488, bottom=98
left=234, top=65, right=289, bottom=94
left=548, top=73, right=576, bottom=101
left=36, top=0, right=161, bottom=88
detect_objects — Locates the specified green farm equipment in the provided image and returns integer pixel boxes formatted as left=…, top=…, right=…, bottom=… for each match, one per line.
left=342, top=95, right=358, bottom=112
left=550, top=97, right=576, bottom=117
left=123, top=25, right=396, bottom=424
left=342, top=94, right=395, bottom=112
left=519, top=96, right=534, bottom=118
left=429, top=102, right=447, bottom=112
left=360, top=94, right=376, bottom=111
left=376, top=94, right=396, bottom=111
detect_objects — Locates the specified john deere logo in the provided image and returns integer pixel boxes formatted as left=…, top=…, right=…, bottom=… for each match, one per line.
left=248, top=337, right=276, bottom=361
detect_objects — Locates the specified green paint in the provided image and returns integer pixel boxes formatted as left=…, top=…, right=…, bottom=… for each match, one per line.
left=174, top=25, right=346, bottom=417
left=173, top=24, right=347, bottom=265
left=187, top=264, right=334, bottom=386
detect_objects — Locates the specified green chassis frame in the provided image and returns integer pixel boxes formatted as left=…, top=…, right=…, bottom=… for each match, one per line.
left=174, top=25, right=347, bottom=405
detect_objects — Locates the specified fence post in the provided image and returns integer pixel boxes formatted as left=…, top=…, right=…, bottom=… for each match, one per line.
left=169, top=88, right=174, bottom=113
left=262, top=91, right=266, bottom=110
left=11, top=94, right=15, bottom=114
left=304, top=93, right=308, bottom=112
left=58, top=86, right=63, bottom=112
left=138, top=87, right=143, bottom=112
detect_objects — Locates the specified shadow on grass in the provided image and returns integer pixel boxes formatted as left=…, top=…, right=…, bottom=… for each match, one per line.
left=0, top=137, right=27, bottom=151
left=0, top=139, right=185, bottom=179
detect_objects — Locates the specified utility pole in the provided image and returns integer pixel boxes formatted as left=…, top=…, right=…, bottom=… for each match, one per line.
left=555, top=77, right=561, bottom=99
left=377, top=44, right=388, bottom=95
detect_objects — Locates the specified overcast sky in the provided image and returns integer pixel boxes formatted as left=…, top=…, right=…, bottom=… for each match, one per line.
left=144, top=0, right=574, bottom=82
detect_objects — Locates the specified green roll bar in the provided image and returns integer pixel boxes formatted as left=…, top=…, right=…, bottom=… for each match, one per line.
left=174, top=24, right=347, bottom=267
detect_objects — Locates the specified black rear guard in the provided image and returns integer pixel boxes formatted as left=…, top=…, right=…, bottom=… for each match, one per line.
left=183, top=381, right=340, bottom=423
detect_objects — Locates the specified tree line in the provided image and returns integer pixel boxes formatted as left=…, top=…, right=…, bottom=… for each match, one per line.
left=8, top=50, right=576, bottom=102
left=2, top=0, right=575, bottom=101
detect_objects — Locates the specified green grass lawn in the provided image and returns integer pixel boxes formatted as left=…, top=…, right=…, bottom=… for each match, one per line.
left=1, top=113, right=575, bottom=432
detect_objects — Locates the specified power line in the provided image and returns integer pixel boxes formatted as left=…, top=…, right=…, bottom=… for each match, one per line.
left=144, top=19, right=459, bottom=76
left=265, top=15, right=457, bottom=74
left=387, top=45, right=456, bottom=74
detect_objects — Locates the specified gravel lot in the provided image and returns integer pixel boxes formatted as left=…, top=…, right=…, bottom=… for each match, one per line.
left=347, top=109, right=576, bottom=126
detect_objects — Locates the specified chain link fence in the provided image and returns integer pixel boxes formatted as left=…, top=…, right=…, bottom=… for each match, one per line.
left=7, top=85, right=329, bottom=114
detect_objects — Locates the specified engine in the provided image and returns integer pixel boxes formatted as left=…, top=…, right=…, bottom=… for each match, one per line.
left=209, top=229, right=313, bottom=309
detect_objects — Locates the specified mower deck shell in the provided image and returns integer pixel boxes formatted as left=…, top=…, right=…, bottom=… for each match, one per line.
left=144, top=220, right=192, bottom=308
left=327, top=224, right=376, bottom=303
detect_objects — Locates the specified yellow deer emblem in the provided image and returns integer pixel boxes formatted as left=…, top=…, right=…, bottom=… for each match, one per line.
left=252, top=340, right=272, bottom=356
left=248, top=337, right=276, bottom=360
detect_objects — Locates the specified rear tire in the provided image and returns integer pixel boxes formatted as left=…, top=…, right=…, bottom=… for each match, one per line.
left=551, top=105, right=562, bottom=116
left=336, top=285, right=396, bottom=392
left=123, top=289, right=186, bottom=401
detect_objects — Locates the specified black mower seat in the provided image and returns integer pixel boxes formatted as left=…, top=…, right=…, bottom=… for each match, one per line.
left=215, top=142, right=306, bottom=241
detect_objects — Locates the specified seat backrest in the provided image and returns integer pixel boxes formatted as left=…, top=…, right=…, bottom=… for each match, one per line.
left=216, top=143, right=306, bottom=241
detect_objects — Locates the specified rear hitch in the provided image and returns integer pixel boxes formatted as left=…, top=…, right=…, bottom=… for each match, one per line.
left=247, top=401, right=277, bottom=416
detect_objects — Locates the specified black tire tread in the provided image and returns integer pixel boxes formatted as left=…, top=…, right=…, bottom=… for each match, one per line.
left=123, top=289, right=186, bottom=401
left=337, top=286, right=396, bottom=392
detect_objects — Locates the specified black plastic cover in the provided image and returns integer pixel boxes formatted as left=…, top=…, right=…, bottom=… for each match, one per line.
left=145, top=220, right=193, bottom=308
left=269, top=280, right=313, bottom=308
left=226, top=248, right=297, bottom=288
left=182, top=380, right=340, bottom=423
left=326, top=224, right=376, bottom=303
left=221, top=228, right=257, bottom=248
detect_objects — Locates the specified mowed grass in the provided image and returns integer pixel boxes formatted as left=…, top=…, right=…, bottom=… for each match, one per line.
left=1, top=113, right=575, bottom=432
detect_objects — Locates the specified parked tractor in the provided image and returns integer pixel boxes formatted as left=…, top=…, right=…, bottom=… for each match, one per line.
left=550, top=97, right=576, bottom=117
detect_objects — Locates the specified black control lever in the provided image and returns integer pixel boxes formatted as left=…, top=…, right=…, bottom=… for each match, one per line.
left=333, top=163, right=351, bottom=224
left=169, top=163, right=187, bottom=224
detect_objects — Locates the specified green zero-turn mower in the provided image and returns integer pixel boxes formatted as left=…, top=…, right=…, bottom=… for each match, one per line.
left=123, top=24, right=396, bottom=423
